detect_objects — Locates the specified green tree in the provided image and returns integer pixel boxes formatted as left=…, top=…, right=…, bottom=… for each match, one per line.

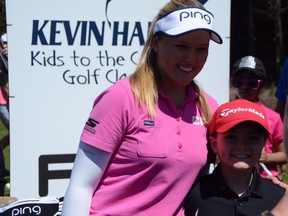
left=254, top=0, right=288, bottom=80
left=0, top=0, right=6, bottom=34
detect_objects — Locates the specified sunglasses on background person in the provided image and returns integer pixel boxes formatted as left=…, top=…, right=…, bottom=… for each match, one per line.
left=231, top=77, right=263, bottom=90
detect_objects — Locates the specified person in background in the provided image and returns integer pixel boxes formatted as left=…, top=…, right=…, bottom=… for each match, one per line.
left=61, top=0, right=223, bottom=215
left=0, top=32, right=9, bottom=195
left=274, top=57, right=288, bottom=181
left=0, top=32, right=9, bottom=137
left=230, top=56, right=286, bottom=180
left=275, top=57, right=288, bottom=120
left=185, top=99, right=285, bottom=216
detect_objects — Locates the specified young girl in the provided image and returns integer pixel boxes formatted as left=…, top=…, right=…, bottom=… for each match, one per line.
left=61, top=0, right=223, bottom=215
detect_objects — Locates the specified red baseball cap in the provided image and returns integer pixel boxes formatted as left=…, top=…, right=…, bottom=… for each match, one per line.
left=209, top=99, right=269, bottom=135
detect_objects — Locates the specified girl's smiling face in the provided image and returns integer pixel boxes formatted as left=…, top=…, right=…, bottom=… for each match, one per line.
left=152, top=30, right=210, bottom=91
left=233, top=70, right=262, bottom=102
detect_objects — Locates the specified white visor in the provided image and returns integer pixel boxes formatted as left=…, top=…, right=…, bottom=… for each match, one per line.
left=153, top=7, right=222, bottom=44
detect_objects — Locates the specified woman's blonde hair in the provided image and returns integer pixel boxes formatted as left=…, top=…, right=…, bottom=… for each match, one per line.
left=129, top=0, right=212, bottom=125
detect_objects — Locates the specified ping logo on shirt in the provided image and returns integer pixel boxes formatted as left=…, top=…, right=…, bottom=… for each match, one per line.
left=144, top=120, right=155, bottom=126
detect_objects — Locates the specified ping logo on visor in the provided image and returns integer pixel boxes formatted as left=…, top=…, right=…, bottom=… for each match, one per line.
left=153, top=7, right=222, bottom=44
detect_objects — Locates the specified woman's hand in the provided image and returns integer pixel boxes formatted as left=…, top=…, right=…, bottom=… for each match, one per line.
left=265, top=175, right=288, bottom=190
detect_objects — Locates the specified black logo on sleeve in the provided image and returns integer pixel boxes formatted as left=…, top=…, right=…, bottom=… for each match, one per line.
left=84, top=118, right=99, bottom=134
left=86, top=118, right=99, bottom=128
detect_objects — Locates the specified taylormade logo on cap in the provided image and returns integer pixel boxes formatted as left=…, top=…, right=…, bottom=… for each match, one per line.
left=220, top=107, right=265, bottom=119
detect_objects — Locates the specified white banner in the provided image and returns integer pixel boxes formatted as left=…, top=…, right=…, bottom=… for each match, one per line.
left=5, top=0, right=230, bottom=199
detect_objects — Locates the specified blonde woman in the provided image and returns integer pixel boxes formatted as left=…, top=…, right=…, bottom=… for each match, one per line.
left=62, top=0, right=222, bottom=215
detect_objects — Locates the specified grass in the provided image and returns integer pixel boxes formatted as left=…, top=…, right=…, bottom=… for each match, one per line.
left=0, top=119, right=10, bottom=196
left=3, top=146, right=9, bottom=196
left=282, top=167, right=288, bottom=184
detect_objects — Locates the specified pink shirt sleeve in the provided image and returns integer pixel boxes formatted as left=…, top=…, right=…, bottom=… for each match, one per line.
left=80, top=80, right=133, bottom=153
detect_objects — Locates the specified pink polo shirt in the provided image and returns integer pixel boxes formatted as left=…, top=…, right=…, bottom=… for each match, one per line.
left=81, top=78, right=218, bottom=216
left=257, top=101, right=283, bottom=178
left=0, top=87, right=7, bottom=105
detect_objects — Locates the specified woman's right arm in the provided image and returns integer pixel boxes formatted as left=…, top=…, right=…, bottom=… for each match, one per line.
left=270, top=191, right=288, bottom=216
left=61, top=141, right=112, bottom=216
